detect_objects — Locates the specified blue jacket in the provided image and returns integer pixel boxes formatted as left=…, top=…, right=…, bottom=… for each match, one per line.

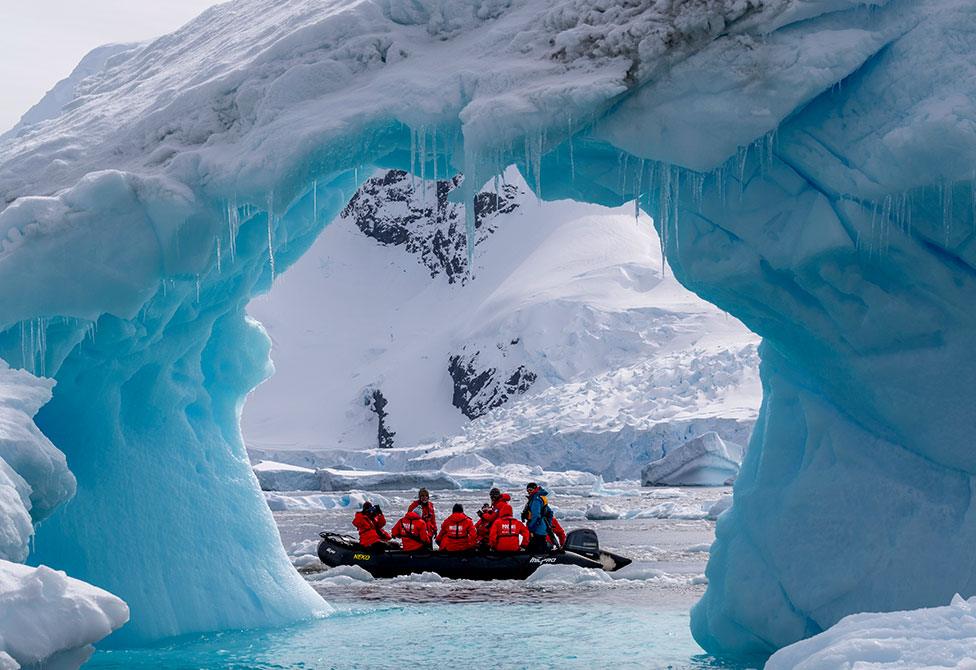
left=526, top=488, right=550, bottom=536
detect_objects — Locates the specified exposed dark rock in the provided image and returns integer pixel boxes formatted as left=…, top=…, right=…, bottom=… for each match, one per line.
left=366, top=388, right=396, bottom=449
left=448, top=348, right=537, bottom=420
left=340, top=169, right=521, bottom=283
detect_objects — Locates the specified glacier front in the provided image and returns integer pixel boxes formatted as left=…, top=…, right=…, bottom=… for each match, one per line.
left=1, top=0, right=975, bottom=659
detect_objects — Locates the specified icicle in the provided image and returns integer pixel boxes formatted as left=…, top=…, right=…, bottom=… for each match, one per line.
left=312, top=179, right=318, bottom=222
left=195, top=276, right=201, bottom=303
left=410, top=127, right=417, bottom=189
left=568, top=136, right=576, bottom=185
left=216, top=237, right=222, bottom=273
left=942, top=180, right=953, bottom=247
left=419, top=128, right=427, bottom=198
left=226, top=199, right=239, bottom=262
left=634, top=159, right=645, bottom=224
left=432, top=126, right=438, bottom=184
left=267, top=195, right=276, bottom=283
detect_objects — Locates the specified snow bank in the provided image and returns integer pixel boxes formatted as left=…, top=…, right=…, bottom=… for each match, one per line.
left=0, top=560, right=128, bottom=670
left=766, top=595, right=976, bottom=670
left=641, top=432, right=743, bottom=487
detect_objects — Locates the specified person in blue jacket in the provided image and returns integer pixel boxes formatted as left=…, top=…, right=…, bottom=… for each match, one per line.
left=521, top=482, right=553, bottom=553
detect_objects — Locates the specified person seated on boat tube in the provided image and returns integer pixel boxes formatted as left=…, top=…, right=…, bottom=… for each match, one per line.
left=437, top=504, right=478, bottom=551
left=489, top=511, right=529, bottom=552
left=407, top=488, right=437, bottom=539
left=477, top=487, right=513, bottom=536
left=522, top=482, right=554, bottom=553
left=353, top=501, right=393, bottom=548
left=474, top=504, right=493, bottom=549
left=390, top=508, right=432, bottom=552
left=549, top=514, right=567, bottom=550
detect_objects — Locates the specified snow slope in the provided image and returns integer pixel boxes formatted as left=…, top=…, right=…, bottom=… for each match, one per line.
left=242, top=167, right=759, bottom=480
left=0, top=0, right=973, bottom=658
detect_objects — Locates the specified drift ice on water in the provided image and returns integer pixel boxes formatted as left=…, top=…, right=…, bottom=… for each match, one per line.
left=0, top=0, right=974, bottom=660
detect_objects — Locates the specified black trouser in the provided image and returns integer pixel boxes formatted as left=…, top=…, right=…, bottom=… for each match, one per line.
left=528, top=534, right=549, bottom=553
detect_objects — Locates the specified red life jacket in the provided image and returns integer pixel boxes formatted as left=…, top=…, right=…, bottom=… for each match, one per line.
left=391, top=510, right=431, bottom=551
left=408, top=499, right=437, bottom=536
left=489, top=516, right=529, bottom=552
left=550, top=516, right=566, bottom=548
left=436, top=512, right=477, bottom=552
left=352, top=511, right=389, bottom=547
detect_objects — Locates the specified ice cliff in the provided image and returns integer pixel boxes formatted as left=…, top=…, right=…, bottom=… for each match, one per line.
left=1, top=0, right=974, bottom=659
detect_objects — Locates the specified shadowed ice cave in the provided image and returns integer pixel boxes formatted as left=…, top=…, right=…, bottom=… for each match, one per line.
left=1, top=0, right=975, bottom=658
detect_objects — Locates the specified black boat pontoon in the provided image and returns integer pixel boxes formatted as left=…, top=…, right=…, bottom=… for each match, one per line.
left=317, top=528, right=631, bottom=580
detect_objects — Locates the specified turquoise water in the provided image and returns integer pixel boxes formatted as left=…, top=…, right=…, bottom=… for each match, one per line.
left=89, top=603, right=729, bottom=670
left=88, top=489, right=751, bottom=669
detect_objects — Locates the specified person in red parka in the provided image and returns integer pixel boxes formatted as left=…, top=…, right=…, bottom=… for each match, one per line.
left=391, top=509, right=432, bottom=552
left=474, top=503, right=493, bottom=549
left=479, top=488, right=513, bottom=531
left=436, top=504, right=478, bottom=552
left=352, top=501, right=392, bottom=547
left=407, top=488, right=437, bottom=539
left=489, top=513, right=529, bottom=552
left=549, top=515, right=567, bottom=549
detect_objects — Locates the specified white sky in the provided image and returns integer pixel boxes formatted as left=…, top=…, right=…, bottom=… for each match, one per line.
left=0, top=0, right=222, bottom=132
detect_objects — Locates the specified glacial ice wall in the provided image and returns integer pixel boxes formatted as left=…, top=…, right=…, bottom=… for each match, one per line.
left=1, top=0, right=974, bottom=657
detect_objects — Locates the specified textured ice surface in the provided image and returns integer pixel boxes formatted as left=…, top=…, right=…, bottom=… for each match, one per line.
left=766, top=595, right=976, bottom=670
left=641, top=432, right=743, bottom=487
left=0, top=0, right=973, bottom=656
left=0, top=361, right=74, bottom=562
left=0, top=560, right=128, bottom=670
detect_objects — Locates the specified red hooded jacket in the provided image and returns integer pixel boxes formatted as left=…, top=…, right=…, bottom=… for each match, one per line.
left=407, top=499, right=437, bottom=537
left=391, top=510, right=432, bottom=551
left=436, top=512, right=478, bottom=551
left=352, top=511, right=390, bottom=547
left=550, top=516, right=566, bottom=547
left=489, top=516, right=529, bottom=552
left=481, top=493, right=513, bottom=528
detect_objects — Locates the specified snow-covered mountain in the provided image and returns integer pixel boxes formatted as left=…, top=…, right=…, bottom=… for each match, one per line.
left=243, top=168, right=759, bottom=479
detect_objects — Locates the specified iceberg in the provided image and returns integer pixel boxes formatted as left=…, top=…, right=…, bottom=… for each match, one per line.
left=0, top=0, right=972, bottom=657
left=641, top=432, right=743, bottom=486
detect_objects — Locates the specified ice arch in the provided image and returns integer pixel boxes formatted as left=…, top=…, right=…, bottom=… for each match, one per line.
left=1, top=0, right=974, bottom=656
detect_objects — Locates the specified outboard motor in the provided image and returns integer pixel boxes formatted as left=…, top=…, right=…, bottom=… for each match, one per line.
left=564, top=528, right=600, bottom=560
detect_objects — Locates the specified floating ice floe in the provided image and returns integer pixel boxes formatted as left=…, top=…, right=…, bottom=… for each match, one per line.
left=705, top=495, right=732, bottom=520
left=264, top=490, right=390, bottom=512
left=641, top=432, right=743, bottom=487
left=254, top=457, right=600, bottom=495
left=0, top=560, right=128, bottom=670
left=585, top=503, right=622, bottom=520
left=766, top=594, right=976, bottom=670
left=306, top=565, right=375, bottom=586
